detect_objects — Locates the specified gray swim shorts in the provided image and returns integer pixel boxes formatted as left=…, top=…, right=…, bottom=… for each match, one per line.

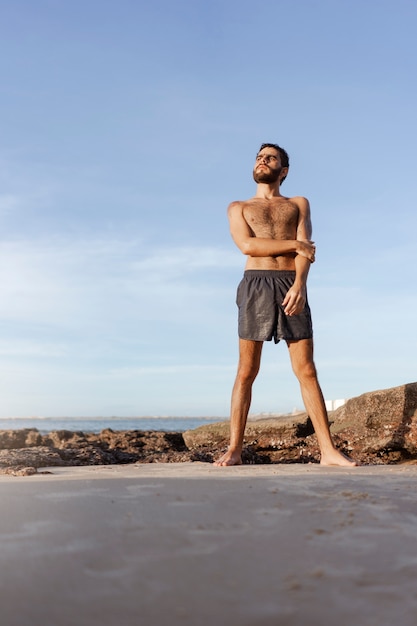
left=236, top=270, right=313, bottom=343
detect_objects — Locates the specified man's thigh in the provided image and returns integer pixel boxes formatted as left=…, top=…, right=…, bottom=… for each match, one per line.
left=286, top=338, right=315, bottom=371
left=237, top=339, right=263, bottom=375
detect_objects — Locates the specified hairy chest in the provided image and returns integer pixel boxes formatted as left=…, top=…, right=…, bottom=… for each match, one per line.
left=243, top=201, right=299, bottom=238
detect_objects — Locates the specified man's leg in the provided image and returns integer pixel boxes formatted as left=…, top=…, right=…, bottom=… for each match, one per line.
left=287, top=339, right=356, bottom=466
left=214, top=339, right=263, bottom=466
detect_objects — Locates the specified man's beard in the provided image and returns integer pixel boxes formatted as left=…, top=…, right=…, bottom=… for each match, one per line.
left=253, top=165, right=282, bottom=184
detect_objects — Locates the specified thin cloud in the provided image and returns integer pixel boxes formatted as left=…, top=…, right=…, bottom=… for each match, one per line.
left=0, top=194, right=21, bottom=215
left=0, top=339, right=68, bottom=358
left=106, top=363, right=236, bottom=379
left=131, top=246, right=241, bottom=276
left=0, top=237, right=238, bottom=329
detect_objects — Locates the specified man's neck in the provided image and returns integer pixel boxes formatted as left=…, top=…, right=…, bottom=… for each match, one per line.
left=254, top=182, right=282, bottom=200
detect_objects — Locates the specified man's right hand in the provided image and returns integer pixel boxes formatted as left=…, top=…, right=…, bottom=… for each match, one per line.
left=296, top=240, right=316, bottom=263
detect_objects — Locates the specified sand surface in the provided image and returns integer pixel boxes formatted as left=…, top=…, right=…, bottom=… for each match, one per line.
left=1, top=462, right=417, bottom=626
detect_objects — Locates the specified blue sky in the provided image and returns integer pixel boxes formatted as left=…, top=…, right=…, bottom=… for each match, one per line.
left=0, top=0, right=416, bottom=417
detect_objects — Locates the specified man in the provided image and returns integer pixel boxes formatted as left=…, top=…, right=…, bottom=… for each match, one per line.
left=214, top=143, right=355, bottom=467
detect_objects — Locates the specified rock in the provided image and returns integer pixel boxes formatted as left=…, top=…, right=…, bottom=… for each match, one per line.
left=0, top=429, right=193, bottom=470
left=56, top=446, right=116, bottom=466
left=0, top=446, right=64, bottom=468
left=97, top=429, right=186, bottom=454
left=0, top=429, right=42, bottom=449
left=42, top=430, right=88, bottom=448
left=1, top=466, right=38, bottom=476
left=330, top=382, right=417, bottom=463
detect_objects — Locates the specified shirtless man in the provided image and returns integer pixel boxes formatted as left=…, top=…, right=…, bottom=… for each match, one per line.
left=214, top=142, right=355, bottom=467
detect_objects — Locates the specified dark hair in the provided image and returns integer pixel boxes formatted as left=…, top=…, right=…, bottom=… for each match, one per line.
left=258, top=143, right=289, bottom=184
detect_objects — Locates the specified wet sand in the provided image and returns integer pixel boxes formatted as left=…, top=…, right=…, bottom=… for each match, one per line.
left=1, top=462, right=417, bottom=626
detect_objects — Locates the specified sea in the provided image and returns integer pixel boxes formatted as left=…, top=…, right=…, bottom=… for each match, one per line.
left=0, top=416, right=224, bottom=435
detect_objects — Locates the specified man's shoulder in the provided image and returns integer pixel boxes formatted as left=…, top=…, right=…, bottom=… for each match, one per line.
left=287, top=195, right=310, bottom=211
left=286, top=194, right=309, bottom=202
left=228, top=197, right=255, bottom=206
left=227, top=199, right=251, bottom=215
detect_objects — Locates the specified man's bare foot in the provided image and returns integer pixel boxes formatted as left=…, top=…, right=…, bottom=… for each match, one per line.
left=320, top=447, right=357, bottom=467
left=213, top=449, right=243, bottom=466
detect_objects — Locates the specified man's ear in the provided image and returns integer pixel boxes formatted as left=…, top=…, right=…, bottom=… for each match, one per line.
left=280, top=167, right=289, bottom=183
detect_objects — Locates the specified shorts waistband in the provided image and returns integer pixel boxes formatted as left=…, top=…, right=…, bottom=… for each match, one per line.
left=243, top=270, right=296, bottom=278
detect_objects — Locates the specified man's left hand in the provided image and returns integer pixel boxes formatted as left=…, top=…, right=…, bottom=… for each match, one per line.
left=282, top=285, right=306, bottom=316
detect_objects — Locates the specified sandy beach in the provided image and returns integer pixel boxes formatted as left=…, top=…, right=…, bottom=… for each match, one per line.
left=1, top=462, right=417, bottom=626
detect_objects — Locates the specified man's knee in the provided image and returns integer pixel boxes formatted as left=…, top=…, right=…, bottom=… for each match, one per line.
left=236, top=340, right=262, bottom=384
left=287, top=339, right=317, bottom=381
left=236, top=362, right=260, bottom=384
left=292, top=359, right=317, bottom=382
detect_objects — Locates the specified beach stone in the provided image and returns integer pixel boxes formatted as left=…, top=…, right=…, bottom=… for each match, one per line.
left=0, top=446, right=64, bottom=468
left=98, top=429, right=188, bottom=459
left=0, top=429, right=42, bottom=449
left=42, top=430, right=88, bottom=448
left=56, top=445, right=116, bottom=465
left=0, top=466, right=38, bottom=476
left=80, top=429, right=188, bottom=463
left=330, top=381, right=417, bottom=462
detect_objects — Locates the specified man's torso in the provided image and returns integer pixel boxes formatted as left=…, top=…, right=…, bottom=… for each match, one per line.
left=242, top=197, right=299, bottom=270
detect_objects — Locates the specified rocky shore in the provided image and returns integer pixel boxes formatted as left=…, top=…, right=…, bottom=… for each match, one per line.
left=2, top=382, right=417, bottom=475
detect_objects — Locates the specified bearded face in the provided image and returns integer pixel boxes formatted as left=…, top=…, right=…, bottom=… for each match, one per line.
left=253, top=164, right=282, bottom=184
left=252, top=150, right=283, bottom=184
